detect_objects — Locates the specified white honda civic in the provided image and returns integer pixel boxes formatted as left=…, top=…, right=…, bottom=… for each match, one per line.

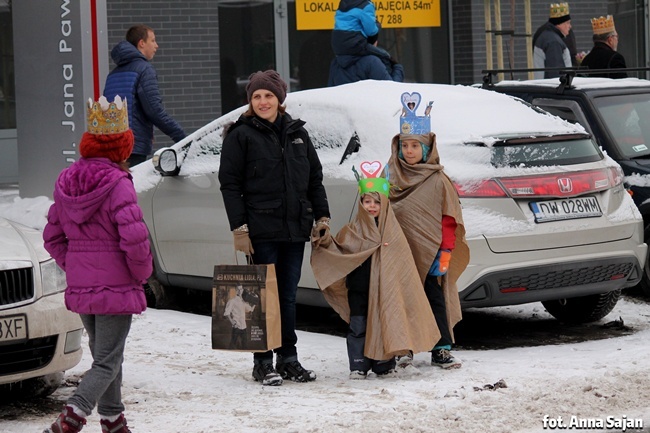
left=134, top=80, right=647, bottom=324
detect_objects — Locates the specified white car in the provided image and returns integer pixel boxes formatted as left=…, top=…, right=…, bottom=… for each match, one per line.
left=0, top=216, right=83, bottom=398
left=134, top=80, right=647, bottom=323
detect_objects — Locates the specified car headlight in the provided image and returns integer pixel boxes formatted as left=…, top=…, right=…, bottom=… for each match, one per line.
left=41, top=259, right=66, bottom=296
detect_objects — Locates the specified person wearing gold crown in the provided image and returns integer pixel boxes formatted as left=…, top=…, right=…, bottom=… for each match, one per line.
left=581, top=15, right=627, bottom=78
left=384, top=92, right=469, bottom=370
left=532, top=3, right=573, bottom=79
left=42, top=96, right=153, bottom=433
left=310, top=162, right=439, bottom=379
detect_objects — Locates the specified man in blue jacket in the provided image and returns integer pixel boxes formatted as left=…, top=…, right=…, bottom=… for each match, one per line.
left=103, top=25, right=186, bottom=166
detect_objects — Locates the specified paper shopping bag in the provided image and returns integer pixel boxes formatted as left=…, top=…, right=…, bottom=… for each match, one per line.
left=211, top=264, right=281, bottom=352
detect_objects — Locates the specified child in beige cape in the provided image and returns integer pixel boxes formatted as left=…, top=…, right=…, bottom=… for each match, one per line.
left=311, top=167, right=439, bottom=378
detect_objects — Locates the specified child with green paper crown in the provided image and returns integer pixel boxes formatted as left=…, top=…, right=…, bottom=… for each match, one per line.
left=310, top=162, right=439, bottom=379
left=386, top=91, right=470, bottom=369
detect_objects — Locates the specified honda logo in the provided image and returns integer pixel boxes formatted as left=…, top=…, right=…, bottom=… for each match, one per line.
left=558, top=178, right=573, bottom=193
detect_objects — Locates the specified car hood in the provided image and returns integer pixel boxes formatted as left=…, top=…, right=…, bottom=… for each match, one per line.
left=0, top=217, right=49, bottom=265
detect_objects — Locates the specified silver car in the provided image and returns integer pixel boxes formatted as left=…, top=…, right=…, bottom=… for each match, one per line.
left=134, top=81, right=647, bottom=323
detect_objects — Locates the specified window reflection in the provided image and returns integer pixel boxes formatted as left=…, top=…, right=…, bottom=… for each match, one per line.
left=595, top=94, right=650, bottom=159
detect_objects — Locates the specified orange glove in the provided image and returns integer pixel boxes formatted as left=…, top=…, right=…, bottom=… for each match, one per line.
left=429, top=249, right=451, bottom=276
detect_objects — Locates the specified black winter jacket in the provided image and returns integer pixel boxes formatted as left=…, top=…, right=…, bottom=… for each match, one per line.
left=581, top=42, right=628, bottom=79
left=219, top=113, right=330, bottom=243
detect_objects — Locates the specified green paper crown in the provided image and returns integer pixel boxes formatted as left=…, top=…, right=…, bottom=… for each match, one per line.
left=358, top=177, right=390, bottom=197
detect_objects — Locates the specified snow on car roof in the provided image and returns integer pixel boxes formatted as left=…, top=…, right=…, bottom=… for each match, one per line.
left=493, top=76, right=650, bottom=90
left=133, top=80, right=600, bottom=193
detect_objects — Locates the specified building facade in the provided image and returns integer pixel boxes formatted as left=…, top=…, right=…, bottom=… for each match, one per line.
left=1, top=0, right=647, bottom=190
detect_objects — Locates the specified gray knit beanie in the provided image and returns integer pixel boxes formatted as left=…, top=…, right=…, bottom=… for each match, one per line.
left=246, top=70, right=287, bottom=103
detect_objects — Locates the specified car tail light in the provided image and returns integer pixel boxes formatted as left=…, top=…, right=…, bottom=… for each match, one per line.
left=455, top=167, right=622, bottom=198
left=455, top=179, right=508, bottom=197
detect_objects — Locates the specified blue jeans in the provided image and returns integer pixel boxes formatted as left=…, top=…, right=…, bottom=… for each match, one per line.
left=251, top=241, right=305, bottom=364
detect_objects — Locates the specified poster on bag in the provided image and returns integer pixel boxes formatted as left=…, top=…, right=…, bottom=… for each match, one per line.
left=212, top=264, right=281, bottom=352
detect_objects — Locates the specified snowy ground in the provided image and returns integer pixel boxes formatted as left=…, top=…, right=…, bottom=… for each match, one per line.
left=2, top=298, right=650, bottom=433
left=2, top=189, right=650, bottom=433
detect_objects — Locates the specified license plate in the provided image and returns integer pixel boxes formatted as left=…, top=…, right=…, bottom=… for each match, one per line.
left=529, top=196, right=602, bottom=223
left=0, top=314, right=28, bottom=343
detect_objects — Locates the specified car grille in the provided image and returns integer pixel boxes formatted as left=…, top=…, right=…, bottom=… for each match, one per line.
left=498, top=262, right=634, bottom=291
left=0, top=267, right=34, bottom=306
left=0, top=336, right=57, bottom=375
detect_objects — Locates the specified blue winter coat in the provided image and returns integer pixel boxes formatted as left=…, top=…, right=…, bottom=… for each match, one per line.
left=331, top=0, right=379, bottom=56
left=103, top=41, right=186, bottom=157
left=328, top=53, right=404, bottom=86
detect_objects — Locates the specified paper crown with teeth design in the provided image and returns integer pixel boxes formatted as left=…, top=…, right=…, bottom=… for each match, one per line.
left=549, top=3, right=571, bottom=24
left=86, top=95, right=129, bottom=135
left=591, top=15, right=616, bottom=35
left=353, top=161, right=390, bottom=198
left=399, top=92, right=432, bottom=135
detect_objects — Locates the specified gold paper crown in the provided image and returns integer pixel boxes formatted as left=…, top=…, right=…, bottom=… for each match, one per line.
left=591, top=15, right=615, bottom=35
left=86, top=96, right=129, bottom=135
left=549, top=3, right=570, bottom=18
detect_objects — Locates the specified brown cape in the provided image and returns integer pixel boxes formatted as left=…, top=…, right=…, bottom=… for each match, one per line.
left=385, top=132, right=470, bottom=342
left=310, top=194, right=440, bottom=360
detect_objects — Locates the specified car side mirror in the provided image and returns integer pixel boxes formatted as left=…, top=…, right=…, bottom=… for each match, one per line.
left=152, top=148, right=180, bottom=176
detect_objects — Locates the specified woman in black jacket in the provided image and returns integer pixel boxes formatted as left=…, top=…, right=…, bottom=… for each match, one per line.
left=219, top=70, right=330, bottom=386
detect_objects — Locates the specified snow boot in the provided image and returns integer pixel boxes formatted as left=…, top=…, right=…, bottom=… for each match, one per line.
left=252, top=362, right=283, bottom=386
left=276, top=359, right=316, bottom=382
left=349, top=370, right=367, bottom=380
left=396, top=351, right=421, bottom=376
left=375, top=368, right=398, bottom=378
left=100, top=414, right=132, bottom=433
left=43, top=406, right=86, bottom=433
left=431, top=348, right=462, bottom=369
left=396, top=351, right=413, bottom=368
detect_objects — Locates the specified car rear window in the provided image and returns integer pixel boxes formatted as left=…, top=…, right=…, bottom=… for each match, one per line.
left=491, top=138, right=603, bottom=167
left=593, top=93, right=650, bottom=159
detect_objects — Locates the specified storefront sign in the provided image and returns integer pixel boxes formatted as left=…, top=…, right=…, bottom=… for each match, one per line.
left=296, top=0, right=440, bottom=30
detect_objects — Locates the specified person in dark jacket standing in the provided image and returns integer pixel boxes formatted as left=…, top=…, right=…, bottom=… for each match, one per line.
left=219, top=70, right=330, bottom=386
left=581, top=15, right=627, bottom=79
left=532, top=3, right=573, bottom=79
left=42, top=96, right=152, bottom=433
left=103, top=25, right=186, bottom=166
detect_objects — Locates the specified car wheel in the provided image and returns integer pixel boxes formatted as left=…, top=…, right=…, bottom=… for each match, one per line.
left=147, top=276, right=178, bottom=309
left=541, top=290, right=621, bottom=324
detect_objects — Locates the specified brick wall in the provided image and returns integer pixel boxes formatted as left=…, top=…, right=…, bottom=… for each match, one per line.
left=106, top=1, right=221, bottom=151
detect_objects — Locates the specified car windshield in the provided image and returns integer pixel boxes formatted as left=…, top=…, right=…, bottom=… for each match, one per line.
left=490, top=138, right=602, bottom=167
left=593, top=93, right=650, bottom=159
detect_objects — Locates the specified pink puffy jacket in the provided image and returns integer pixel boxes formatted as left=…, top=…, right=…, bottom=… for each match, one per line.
left=43, top=158, right=153, bottom=315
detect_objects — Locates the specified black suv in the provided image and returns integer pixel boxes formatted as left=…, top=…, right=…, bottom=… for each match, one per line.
left=482, top=69, right=650, bottom=293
